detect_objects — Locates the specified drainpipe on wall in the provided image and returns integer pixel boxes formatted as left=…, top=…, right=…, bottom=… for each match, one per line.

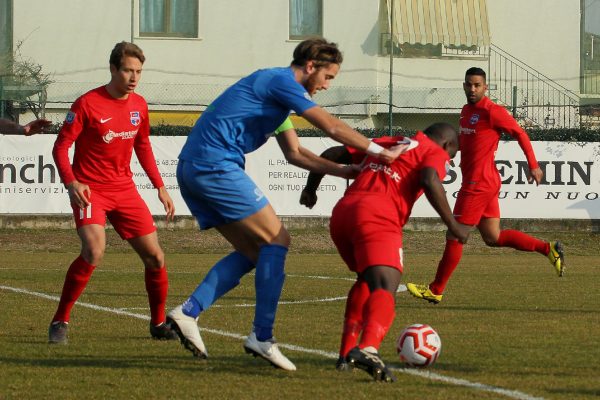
left=131, top=0, right=135, bottom=43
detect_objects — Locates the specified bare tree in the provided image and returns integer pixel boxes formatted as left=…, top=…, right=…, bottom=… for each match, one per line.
left=0, top=40, right=53, bottom=121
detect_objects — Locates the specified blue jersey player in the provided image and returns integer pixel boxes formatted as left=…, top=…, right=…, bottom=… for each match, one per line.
left=166, top=38, right=406, bottom=371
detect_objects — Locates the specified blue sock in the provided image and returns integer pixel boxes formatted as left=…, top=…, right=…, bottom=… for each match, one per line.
left=253, top=244, right=288, bottom=341
left=182, top=296, right=201, bottom=317
left=183, top=251, right=254, bottom=318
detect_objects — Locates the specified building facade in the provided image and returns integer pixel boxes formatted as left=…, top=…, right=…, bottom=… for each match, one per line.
left=0, top=0, right=591, bottom=130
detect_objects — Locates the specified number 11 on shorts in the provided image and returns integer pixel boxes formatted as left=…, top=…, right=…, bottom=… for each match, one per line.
left=79, top=204, right=92, bottom=220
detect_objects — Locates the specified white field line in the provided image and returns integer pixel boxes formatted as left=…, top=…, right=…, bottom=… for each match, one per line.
left=116, top=296, right=348, bottom=311
left=0, top=267, right=408, bottom=293
left=1, top=284, right=544, bottom=400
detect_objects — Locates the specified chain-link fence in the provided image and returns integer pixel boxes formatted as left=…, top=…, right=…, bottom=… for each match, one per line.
left=40, top=81, right=465, bottom=130
left=3, top=78, right=599, bottom=131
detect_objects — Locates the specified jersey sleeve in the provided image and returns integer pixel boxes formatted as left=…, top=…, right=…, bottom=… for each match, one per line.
left=274, top=117, right=294, bottom=135
left=267, top=74, right=317, bottom=115
left=490, top=105, right=539, bottom=169
left=52, top=97, right=86, bottom=186
left=421, top=148, right=450, bottom=180
left=133, top=104, right=164, bottom=189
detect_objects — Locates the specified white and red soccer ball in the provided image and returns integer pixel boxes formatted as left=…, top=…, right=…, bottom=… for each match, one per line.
left=396, top=324, right=442, bottom=367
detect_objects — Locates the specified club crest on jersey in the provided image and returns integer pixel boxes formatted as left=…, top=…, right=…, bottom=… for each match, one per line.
left=65, top=111, right=76, bottom=124
left=469, top=114, right=480, bottom=125
left=130, top=111, right=141, bottom=126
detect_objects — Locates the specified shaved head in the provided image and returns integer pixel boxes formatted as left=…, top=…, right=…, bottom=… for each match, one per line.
left=423, top=122, right=459, bottom=158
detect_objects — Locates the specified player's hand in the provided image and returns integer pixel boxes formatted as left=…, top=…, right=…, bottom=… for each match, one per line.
left=449, top=223, right=470, bottom=244
left=23, top=119, right=52, bottom=136
left=528, top=167, right=543, bottom=185
left=300, top=188, right=318, bottom=209
left=158, top=186, right=175, bottom=222
left=67, top=181, right=91, bottom=208
left=378, top=143, right=410, bottom=164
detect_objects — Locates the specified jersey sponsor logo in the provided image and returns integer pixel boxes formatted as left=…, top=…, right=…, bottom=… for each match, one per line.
left=100, top=117, right=112, bottom=124
left=469, top=114, right=480, bottom=124
left=65, top=111, right=76, bottom=124
left=130, top=111, right=141, bottom=126
left=364, top=162, right=402, bottom=182
left=102, top=129, right=138, bottom=143
left=460, top=126, right=476, bottom=135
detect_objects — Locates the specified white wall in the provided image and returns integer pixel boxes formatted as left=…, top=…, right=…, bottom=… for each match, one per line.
left=487, top=0, right=581, bottom=92
left=13, top=0, right=131, bottom=83
left=10, top=0, right=583, bottom=108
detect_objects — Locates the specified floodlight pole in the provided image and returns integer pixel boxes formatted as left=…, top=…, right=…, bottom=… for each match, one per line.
left=388, top=0, right=394, bottom=135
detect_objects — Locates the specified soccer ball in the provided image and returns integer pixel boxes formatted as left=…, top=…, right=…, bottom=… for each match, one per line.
left=396, top=324, right=442, bottom=367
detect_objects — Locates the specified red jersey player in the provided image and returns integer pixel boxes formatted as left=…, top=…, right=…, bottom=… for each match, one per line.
left=303, top=123, right=469, bottom=381
left=407, top=67, right=565, bottom=305
left=48, top=42, right=177, bottom=344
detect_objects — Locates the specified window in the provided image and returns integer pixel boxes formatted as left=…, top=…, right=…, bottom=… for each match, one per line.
left=379, top=0, right=490, bottom=59
left=289, top=0, right=322, bottom=39
left=140, top=0, right=198, bottom=38
left=582, top=0, right=600, bottom=94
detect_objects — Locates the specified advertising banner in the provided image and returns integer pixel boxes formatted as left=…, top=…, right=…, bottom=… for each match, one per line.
left=1, top=135, right=598, bottom=219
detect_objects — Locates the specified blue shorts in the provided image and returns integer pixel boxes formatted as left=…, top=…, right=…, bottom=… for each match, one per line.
left=177, top=160, right=269, bottom=230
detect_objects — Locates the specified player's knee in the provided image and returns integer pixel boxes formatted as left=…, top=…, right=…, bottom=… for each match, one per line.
left=143, top=248, right=165, bottom=269
left=81, top=247, right=104, bottom=265
left=271, top=227, right=291, bottom=248
left=482, top=233, right=499, bottom=246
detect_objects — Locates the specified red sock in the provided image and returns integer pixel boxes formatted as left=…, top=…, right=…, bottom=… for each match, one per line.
left=496, top=230, right=549, bottom=255
left=52, top=256, right=95, bottom=323
left=145, top=266, right=169, bottom=326
left=339, top=279, right=369, bottom=357
left=359, top=289, right=395, bottom=350
left=429, top=239, right=463, bottom=295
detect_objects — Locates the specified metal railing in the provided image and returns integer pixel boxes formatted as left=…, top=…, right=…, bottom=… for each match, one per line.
left=488, top=44, right=580, bottom=129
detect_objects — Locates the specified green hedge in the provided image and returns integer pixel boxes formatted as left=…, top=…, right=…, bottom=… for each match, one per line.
left=294, top=127, right=600, bottom=141
left=43, top=123, right=600, bottom=142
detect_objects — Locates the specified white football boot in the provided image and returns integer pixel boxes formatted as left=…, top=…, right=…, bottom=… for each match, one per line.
left=243, top=332, right=296, bottom=371
left=166, top=305, right=208, bottom=359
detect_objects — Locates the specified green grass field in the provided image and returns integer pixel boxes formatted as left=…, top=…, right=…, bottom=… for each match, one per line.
left=0, top=228, right=598, bottom=400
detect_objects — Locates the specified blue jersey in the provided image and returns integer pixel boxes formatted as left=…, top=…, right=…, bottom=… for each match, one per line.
left=179, top=67, right=316, bottom=169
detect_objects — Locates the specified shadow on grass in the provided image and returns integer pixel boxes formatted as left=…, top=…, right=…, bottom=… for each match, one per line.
left=394, top=302, right=598, bottom=315
left=548, top=387, right=600, bottom=397
left=0, top=354, right=319, bottom=379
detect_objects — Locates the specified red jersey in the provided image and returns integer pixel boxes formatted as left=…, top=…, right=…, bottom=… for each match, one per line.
left=53, top=86, right=164, bottom=191
left=345, top=132, right=450, bottom=226
left=459, top=96, right=538, bottom=190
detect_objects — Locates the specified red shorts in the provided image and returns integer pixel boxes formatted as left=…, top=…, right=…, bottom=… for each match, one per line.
left=453, top=186, right=500, bottom=226
left=71, top=187, right=156, bottom=240
left=330, top=194, right=404, bottom=274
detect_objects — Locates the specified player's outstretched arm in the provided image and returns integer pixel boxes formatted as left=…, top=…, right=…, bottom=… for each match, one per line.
left=300, top=145, right=352, bottom=209
left=301, top=106, right=400, bottom=164
left=491, top=107, right=542, bottom=185
left=276, top=128, right=356, bottom=179
left=0, top=118, right=51, bottom=135
left=420, top=167, right=469, bottom=243
left=22, top=119, right=52, bottom=136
